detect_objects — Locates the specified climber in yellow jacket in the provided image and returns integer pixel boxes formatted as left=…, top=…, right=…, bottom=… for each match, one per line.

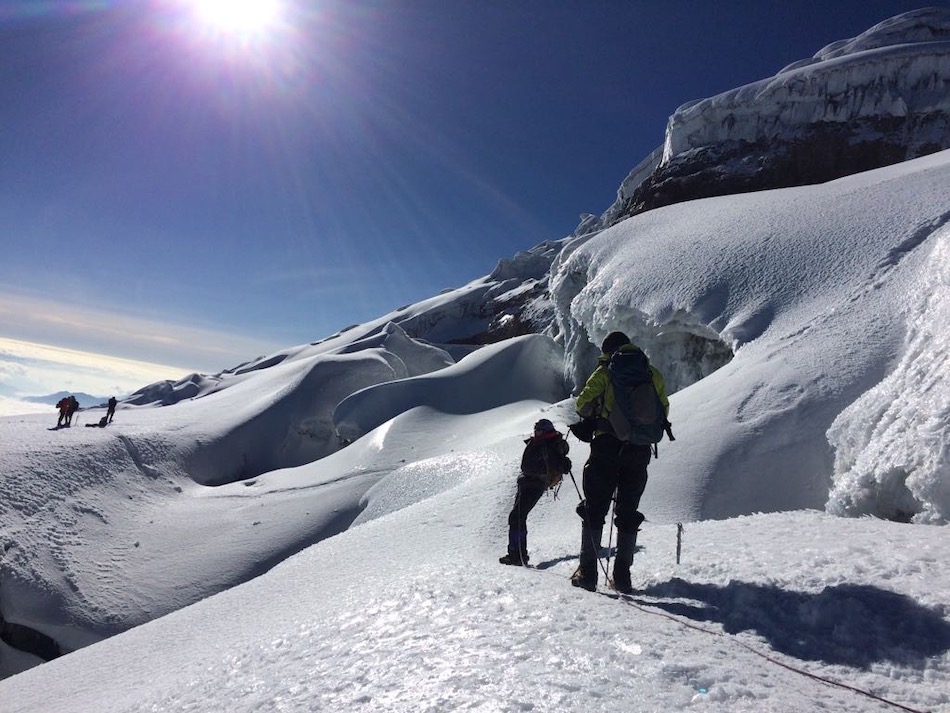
left=572, top=331, right=669, bottom=594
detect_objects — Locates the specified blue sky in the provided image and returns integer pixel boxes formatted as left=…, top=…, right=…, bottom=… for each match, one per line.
left=0, top=0, right=942, bottom=392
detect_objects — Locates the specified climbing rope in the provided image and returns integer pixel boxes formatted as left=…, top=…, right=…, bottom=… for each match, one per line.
left=610, top=580, right=931, bottom=712
left=562, top=423, right=926, bottom=710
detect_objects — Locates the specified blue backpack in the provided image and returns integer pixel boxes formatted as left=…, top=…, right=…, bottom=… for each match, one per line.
left=606, top=348, right=667, bottom=445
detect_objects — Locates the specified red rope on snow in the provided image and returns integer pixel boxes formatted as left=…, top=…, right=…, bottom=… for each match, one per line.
left=559, top=431, right=929, bottom=712
left=611, top=593, right=931, bottom=713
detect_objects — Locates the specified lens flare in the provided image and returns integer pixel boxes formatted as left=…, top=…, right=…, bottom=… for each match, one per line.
left=189, top=0, right=282, bottom=39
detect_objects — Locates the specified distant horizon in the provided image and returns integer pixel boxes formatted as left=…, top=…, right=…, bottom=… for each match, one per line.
left=1, top=391, right=119, bottom=420
left=0, top=336, right=192, bottom=414
left=21, top=390, right=122, bottom=403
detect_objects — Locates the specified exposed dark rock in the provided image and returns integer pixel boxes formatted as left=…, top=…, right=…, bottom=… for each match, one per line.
left=618, top=114, right=950, bottom=221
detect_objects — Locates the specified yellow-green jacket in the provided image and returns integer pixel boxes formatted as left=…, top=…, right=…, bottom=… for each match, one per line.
left=575, top=343, right=670, bottom=437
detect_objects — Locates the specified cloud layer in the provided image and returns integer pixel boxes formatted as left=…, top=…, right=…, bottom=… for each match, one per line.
left=0, top=337, right=193, bottom=407
left=0, top=291, right=283, bottom=374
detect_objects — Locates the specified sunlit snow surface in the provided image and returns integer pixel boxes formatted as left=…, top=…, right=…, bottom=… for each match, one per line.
left=2, top=153, right=950, bottom=709
left=554, top=149, right=950, bottom=525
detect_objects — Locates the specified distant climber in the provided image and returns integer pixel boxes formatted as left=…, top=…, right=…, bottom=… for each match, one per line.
left=65, top=395, right=79, bottom=426
left=499, top=418, right=571, bottom=566
left=55, top=397, right=69, bottom=428
left=107, top=396, right=117, bottom=423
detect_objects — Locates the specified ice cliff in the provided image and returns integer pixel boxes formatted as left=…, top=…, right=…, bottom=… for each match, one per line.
left=587, top=7, right=950, bottom=229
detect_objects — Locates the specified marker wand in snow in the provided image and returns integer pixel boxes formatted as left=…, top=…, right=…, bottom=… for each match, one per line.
left=676, top=523, right=683, bottom=564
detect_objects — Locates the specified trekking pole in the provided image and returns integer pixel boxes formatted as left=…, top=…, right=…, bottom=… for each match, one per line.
left=567, top=469, right=583, bottom=501
left=606, top=490, right=617, bottom=573
left=568, top=470, right=611, bottom=583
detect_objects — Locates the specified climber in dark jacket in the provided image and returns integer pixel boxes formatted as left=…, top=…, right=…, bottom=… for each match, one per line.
left=499, top=419, right=571, bottom=566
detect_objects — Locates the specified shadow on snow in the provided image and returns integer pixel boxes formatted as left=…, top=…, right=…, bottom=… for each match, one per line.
left=637, top=577, right=950, bottom=669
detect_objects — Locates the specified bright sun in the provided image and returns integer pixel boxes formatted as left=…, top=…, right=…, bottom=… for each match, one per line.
left=190, top=0, right=282, bottom=38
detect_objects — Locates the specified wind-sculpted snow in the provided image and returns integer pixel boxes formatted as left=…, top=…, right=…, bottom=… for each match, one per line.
left=0, top=351, right=399, bottom=668
left=0, top=325, right=573, bottom=678
left=827, top=221, right=950, bottom=524
left=124, top=371, right=222, bottom=406
left=812, top=6, right=950, bottom=62
left=333, top=334, right=568, bottom=442
left=129, top=271, right=550, bottom=408
left=553, top=149, right=950, bottom=522
left=335, top=322, right=454, bottom=377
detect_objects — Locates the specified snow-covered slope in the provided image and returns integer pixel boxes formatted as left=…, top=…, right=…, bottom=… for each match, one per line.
left=0, top=332, right=570, bottom=675
left=5, top=497, right=950, bottom=712
left=555, top=149, right=950, bottom=524
left=333, top=334, right=566, bottom=442
left=2, top=10, right=950, bottom=708
left=3, top=150, right=950, bottom=693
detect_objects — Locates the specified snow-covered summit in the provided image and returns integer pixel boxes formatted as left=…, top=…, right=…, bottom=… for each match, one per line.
left=811, top=6, right=950, bottom=62
left=587, top=7, right=950, bottom=230
left=662, top=7, right=950, bottom=161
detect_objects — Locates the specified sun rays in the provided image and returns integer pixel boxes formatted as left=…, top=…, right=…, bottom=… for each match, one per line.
left=187, top=0, right=283, bottom=41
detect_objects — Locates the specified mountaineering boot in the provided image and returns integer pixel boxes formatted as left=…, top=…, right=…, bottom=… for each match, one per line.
left=499, top=553, right=528, bottom=566
left=499, top=530, right=529, bottom=566
left=570, top=526, right=602, bottom=591
left=611, top=530, right=638, bottom=594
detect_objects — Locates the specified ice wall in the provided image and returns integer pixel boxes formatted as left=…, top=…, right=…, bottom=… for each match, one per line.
left=826, top=222, right=950, bottom=524
left=662, top=9, right=950, bottom=163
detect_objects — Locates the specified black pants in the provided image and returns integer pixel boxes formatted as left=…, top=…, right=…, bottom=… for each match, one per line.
left=508, top=477, right=547, bottom=532
left=579, top=434, right=650, bottom=534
